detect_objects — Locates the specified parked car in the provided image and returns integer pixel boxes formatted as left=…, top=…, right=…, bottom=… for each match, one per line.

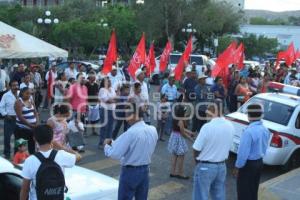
left=225, top=82, right=300, bottom=171
left=0, top=156, right=119, bottom=200
left=151, top=53, right=210, bottom=85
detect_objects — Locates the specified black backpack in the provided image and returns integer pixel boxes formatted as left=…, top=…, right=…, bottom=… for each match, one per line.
left=35, top=150, right=66, bottom=200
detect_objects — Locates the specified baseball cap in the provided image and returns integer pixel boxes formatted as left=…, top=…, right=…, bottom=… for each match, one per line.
left=112, top=65, right=117, bottom=71
left=15, top=138, right=27, bottom=148
left=135, top=68, right=144, bottom=78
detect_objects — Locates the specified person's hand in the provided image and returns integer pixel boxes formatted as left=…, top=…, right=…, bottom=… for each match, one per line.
left=104, top=139, right=113, bottom=146
left=232, top=168, right=239, bottom=178
left=75, top=152, right=82, bottom=161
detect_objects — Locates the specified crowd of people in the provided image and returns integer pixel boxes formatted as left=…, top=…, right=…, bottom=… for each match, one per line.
left=0, top=58, right=298, bottom=200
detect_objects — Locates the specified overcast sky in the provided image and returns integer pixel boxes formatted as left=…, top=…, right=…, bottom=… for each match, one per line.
left=245, top=0, right=300, bottom=12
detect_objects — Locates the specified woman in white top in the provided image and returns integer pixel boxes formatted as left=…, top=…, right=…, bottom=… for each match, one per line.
left=15, top=87, right=38, bottom=154
left=98, top=77, right=117, bottom=148
left=54, top=72, right=68, bottom=103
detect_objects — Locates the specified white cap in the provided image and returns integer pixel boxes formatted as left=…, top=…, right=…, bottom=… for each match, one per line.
left=112, top=65, right=117, bottom=70
left=135, top=68, right=144, bottom=78
left=186, top=66, right=192, bottom=73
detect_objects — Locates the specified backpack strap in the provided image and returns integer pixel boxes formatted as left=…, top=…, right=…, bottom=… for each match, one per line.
left=34, top=152, right=46, bottom=163
left=49, top=149, right=58, bottom=161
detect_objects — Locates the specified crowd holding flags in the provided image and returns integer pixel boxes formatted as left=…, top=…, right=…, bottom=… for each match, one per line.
left=275, top=42, right=300, bottom=68
left=145, top=42, right=156, bottom=77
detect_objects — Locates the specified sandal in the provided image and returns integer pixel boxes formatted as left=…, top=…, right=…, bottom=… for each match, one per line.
left=169, top=174, right=177, bottom=178
left=176, top=175, right=190, bottom=180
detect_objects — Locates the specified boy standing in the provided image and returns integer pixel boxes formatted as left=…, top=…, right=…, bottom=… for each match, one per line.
left=13, top=138, right=29, bottom=165
left=20, top=125, right=81, bottom=200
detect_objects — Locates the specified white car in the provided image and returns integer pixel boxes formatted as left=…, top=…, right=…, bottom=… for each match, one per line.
left=151, top=53, right=210, bottom=84
left=0, top=157, right=118, bottom=200
left=226, top=82, right=300, bottom=170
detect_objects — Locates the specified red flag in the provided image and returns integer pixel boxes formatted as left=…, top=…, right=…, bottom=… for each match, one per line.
left=212, top=41, right=238, bottom=88
left=173, top=36, right=193, bottom=81
left=128, top=33, right=146, bottom=78
left=234, top=43, right=245, bottom=70
left=102, top=30, right=118, bottom=75
left=159, top=40, right=172, bottom=72
left=145, top=42, right=156, bottom=76
left=47, top=70, right=54, bottom=100
left=276, top=42, right=296, bottom=67
left=285, top=42, right=296, bottom=66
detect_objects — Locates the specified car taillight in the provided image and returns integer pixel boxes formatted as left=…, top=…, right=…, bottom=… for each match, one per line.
left=270, top=133, right=283, bottom=148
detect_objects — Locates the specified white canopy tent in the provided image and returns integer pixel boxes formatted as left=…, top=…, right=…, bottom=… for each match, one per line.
left=0, top=21, right=68, bottom=59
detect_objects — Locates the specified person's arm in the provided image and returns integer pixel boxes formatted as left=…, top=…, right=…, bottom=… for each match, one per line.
left=178, top=120, right=194, bottom=141
left=234, top=84, right=241, bottom=96
left=15, top=101, right=35, bottom=128
left=192, top=125, right=207, bottom=163
left=193, top=149, right=200, bottom=163
left=20, top=179, right=30, bottom=200
left=104, top=131, right=131, bottom=160
left=235, top=129, right=252, bottom=168
left=0, top=94, right=7, bottom=116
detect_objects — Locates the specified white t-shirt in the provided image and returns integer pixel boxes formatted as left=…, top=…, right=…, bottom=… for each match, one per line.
left=65, top=68, right=78, bottom=80
left=20, top=82, right=35, bottom=89
left=193, top=117, right=234, bottom=162
left=0, top=69, right=9, bottom=92
left=98, top=87, right=116, bottom=110
left=21, top=149, right=76, bottom=200
left=68, top=120, right=84, bottom=132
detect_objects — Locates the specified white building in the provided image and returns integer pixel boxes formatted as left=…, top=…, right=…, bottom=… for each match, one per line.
left=214, top=0, right=244, bottom=10
left=240, top=24, right=300, bottom=49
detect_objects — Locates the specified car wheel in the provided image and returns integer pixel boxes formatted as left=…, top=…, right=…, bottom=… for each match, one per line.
left=282, top=150, right=300, bottom=172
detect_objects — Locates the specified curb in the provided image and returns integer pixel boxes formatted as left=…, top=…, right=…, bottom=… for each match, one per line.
left=258, top=168, right=300, bottom=200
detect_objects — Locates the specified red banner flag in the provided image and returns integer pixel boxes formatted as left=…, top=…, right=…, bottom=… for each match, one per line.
left=145, top=42, right=156, bottom=76
left=212, top=41, right=238, bottom=88
left=276, top=42, right=296, bottom=67
left=102, top=30, right=118, bottom=75
left=295, top=50, right=300, bottom=60
left=128, top=33, right=146, bottom=78
left=47, top=70, right=54, bottom=100
left=234, top=43, right=245, bottom=70
left=173, top=36, right=193, bottom=81
left=159, top=40, right=172, bottom=72
left=285, top=42, right=296, bottom=66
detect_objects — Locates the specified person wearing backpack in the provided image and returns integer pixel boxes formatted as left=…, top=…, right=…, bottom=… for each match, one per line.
left=20, top=124, right=81, bottom=200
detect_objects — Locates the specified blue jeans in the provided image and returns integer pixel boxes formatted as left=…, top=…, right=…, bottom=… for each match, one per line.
left=193, top=163, right=226, bottom=200
left=99, top=107, right=114, bottom=145
left=3, top=117, right=16, bottom=158
left=118, top=165, right=149, bottom=200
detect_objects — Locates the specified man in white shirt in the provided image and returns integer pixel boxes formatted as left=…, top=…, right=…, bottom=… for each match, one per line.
left=109, top=65, right=123, bottom=92
left=65, top=63, right=78, bottom=80
left=192, top=101, right=234, bottom=200
left=0, top=80, right=19, bottom=159
left=0, top=67, right=10, bottom=100
left=135, top=69, right=150, bottom=124
left=44, top=64, right=57, bottom=109
left=20, top=125, right=81, bottom=200
left=104, top=102, right=158, bottom=200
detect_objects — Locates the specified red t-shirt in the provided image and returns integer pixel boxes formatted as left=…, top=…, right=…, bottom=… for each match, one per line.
left=13, top=151, right=29, bottom=164
left=67, top=83, right=88, bottom=113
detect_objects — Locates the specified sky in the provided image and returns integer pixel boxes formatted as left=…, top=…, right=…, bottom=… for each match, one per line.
left=244, top=0, right=300, bottom=12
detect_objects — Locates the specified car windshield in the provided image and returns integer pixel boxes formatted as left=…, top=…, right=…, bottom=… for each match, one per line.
left=239, top=97, right=295, bottom=126
left=190, top=56, right=203, bottom=65
left=169, top=55, right=181, bottom=64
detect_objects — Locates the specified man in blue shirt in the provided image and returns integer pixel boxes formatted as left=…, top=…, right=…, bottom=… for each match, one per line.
left=234, top=103, right=270, bottom=200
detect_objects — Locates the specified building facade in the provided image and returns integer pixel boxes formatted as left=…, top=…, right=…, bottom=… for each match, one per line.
left=240, top=24, right=300, bottom=49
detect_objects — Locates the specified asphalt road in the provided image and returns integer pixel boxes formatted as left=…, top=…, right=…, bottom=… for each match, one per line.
left=0, top=85, right=285, bottom=200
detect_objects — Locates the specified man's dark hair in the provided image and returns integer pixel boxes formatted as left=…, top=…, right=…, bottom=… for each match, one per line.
left=214, top=76, right=222, bottom=83
left=9, top=80, right=18, bottom=86
left=34, top=125, right=53, bottom=145
left=247, top=104, right=263, bottom=119
left=53, top=104, right=70, bottom=115
left=134, top=82, right=141, bottom=90
left=125, top=102, right=144, bottom=118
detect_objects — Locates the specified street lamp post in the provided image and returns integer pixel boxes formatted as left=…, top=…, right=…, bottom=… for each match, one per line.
left=181, top=23, right=197, bottom=48
left=37, top=10, right=59, bottom=41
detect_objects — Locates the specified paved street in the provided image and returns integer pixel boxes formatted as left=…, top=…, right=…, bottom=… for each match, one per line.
left=0, top=86, right=285, bottom=199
